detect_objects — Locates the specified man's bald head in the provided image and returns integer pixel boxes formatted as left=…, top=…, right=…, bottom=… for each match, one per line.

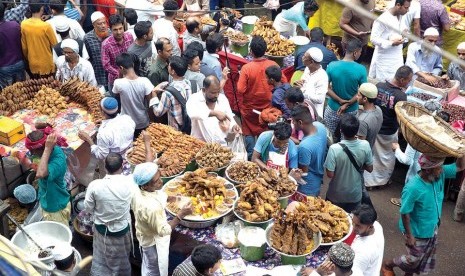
left=204, top=75, right=220, bottom=89
left=186, top=17, right=201, bottom=34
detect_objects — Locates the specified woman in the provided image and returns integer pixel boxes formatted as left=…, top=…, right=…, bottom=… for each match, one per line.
left=252, top=121, right=298, bottom=170
left=273, top=0, right=319, bottom=38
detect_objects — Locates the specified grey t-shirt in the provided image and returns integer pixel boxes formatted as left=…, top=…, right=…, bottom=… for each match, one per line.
left=184, top=70, right=205, bottom=90
left=357, top=106, right=383, bottom=148
left=112, top=77, right=154, bottom=129
left=128, top=42, right=153, bottom=78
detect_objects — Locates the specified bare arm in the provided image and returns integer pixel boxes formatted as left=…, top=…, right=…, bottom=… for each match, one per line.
left=401, top=213, right=416, bottom=246
left=252, top=150, right=268, bottom=171
left=456, top=155, right=465, bottom=172
left=326, top=168, right=334, bottom=178
left=143, top=131, right=154, bottom=162
left=413, top=18, right=420, bottom=37
left=35, top=134, right=57, bottom=179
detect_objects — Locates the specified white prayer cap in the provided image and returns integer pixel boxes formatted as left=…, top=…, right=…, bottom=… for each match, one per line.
left=457, top=42, right=465, bottom=50
left=61, top=39, right=79, bottom=54
left=424, top=27, right=439, bottom=37
left=52, top=243, right=73, bottom=261
left=91, top=11, right=105, bottom=23
left=305, top=47, right=323, bottom=63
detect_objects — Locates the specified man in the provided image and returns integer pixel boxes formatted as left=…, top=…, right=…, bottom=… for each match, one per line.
left=25, top=131, right=70, bottom=225
left=173, top=244, right=222, bottom=276
left=364, top=66, right=413, bottom=188
left=21, top=0, right=57, bottom=78
left=203, top=33, right=224, bottom=81
left=324, top=114, right=373, bottom=213
left=85, top=153, right=133, bottom=275
left=266, top=65, right=292, bottom=119
left=183, top=49, right=206, bottom=88
left=295, top=47, right=328, bottom=119
left=149, top=38, right=173, bottom=87
left=113, top=53, right=154, bottom=138
left=125, top=0, right=164, bottom=25
left=55, top=39, right=97, bottom=86
left=339, top=0, right=375, bottom=58
left=0, top=4, right=24, bottom=88
left=419, top=0, right=450, bottom=46
left=237, top=36, right=282, bottom=160
left=388, top=0, right=421, bottom=38
left=84, top=11, right=110, bottom=87
left=48, top=0, right=85, bottom=42
left=356, top=83, right=383, bottom=149
left=187, top=41, right=216, bottom=78
left=152, top=56, right=193, bottom=131
left=187, top=76, right=241, bottom=146
left=13, top=184, right=43, bottom=226
left=351, top=204, right=384, bottom=276
left=294, top=27, right=337, bottom=71
left=123, top=8, right=138, bottom=40
left=52, top=243, right=80, bottom=275
left=382, top=154, right=465, bottom=276
left=405, top=27, right=443, bottom=84
left=153, top=0, right=181, bottom=57
left=128, top=21, right=155, bottom=78
left=369, top=0, right=411, bottom=82
left=292, top=105, right=327, bottom=196
left=183, top=17, right=205, bottom=52
left=102, top=14, right=134, bottom=92
left=273, top=0, right=319, bottom=37
left=4, top=0, right=29, bottom=23
left=78, top=97, right=136, bottom=160
left=324, top=39, right=367, bottom=137
left=448, top=42, right=465, bottom=91
left=52, top=21, right=90, bottom=61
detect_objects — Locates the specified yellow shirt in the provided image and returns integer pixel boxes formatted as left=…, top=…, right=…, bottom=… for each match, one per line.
left=21, top=18, right=57, bottom=75
left=132, top=189, right=172, bottom=248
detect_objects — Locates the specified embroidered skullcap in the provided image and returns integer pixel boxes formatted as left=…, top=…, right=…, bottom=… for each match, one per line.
left=61, top=39, right=79, bottom=54
left=424, top=27, right=439, bottom=37
left=100, top=97, right=118, bottom=115
left=328, top=243, right=355, bottom=268
left=457, top=42, right=465, bottom=50
left=133, top=162, right=159, bottom=186
left=418, top=154, right=444, bottom=170
left=305, top=47, right=323, bottom=63
left=358, top=83, right=378, bottom=99
left=91, top=11, right=105, bottom=23
left=13, top=184, right=36, bottom=204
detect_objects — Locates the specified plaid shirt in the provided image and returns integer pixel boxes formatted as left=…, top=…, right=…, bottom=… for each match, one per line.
left=84, top=30, right=108, bottom=86
left=101, top=33, right=134, bottom=86
left=152, top=79, right=192, bottom=130
left=5, top=0, right=29, bottom=23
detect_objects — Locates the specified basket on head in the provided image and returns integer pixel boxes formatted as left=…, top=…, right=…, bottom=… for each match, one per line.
left=395, top=101, right=465, bottom=158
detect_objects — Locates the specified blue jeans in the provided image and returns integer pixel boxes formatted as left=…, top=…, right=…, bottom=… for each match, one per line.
left=0, top=60, right=25, bottom=88
left=244, top=135, right=256, bottom=161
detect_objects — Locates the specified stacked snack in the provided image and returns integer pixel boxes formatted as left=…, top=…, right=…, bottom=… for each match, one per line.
left=251, top=17, right=295, bottom=56
left=226, top=161, right=260, bottom=183
left=25, top=86, right=68, bottom=117
left=258, top=168, right=297, bottom=198
left=235, top=180, right=280, bottom=222
left=157, top=152, right=186, bottom=177
left=195, top=143, right=234, bottom=170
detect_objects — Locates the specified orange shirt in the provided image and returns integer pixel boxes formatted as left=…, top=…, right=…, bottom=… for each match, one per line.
left=95, top=0, right=117, bottom=22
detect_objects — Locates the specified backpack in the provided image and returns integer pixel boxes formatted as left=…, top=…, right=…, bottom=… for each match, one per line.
left=164, top=80, right=198, bottom=134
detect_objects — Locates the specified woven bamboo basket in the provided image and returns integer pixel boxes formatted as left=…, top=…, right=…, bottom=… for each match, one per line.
left=395, top=101, right=465, bottom=158
left=73, top=217, right=93, bottom=243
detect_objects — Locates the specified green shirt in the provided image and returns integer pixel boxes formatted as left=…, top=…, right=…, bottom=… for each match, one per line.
left=38, top=146, right=69, bottom=212
left=148, top=57, right=169, bottom=87
left=326, top=60, right=367, bottom=113
left=399, top=164, right=456, bottom=238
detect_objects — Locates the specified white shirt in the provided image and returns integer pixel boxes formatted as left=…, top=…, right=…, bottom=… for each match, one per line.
left=301, top=66, right=328, bottom=118
left=91, top=114, right=136, bottom=160
left=186, top=91, right=236, bottom=146
left=389, top=0, right=421, bottom=29
left=48, top=14, right=85, bottom=42
left=55, top=56, right=97, bottom=86
left=84, top=174, right=136, bottom=232
left=125, top=0, right=164, bottom=25
left=152, top=18, right=181, bottom=57
left=351, top=221, right=385, bottom=276
left=309, top=268, right=364, bottom=276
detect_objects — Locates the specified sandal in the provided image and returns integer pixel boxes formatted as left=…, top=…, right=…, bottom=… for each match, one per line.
left=390, top=198, right=402, bottom=207
left=381, top=266, right=396, bottom=276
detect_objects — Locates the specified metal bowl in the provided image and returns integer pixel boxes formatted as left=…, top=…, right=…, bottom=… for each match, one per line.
left=320, top=213, right=353, bottom=246
left=278, top=176, right=298, bottom=208
left=233, top=201, right=274, bottom=229
left=178, top=218, right=219, bottom=229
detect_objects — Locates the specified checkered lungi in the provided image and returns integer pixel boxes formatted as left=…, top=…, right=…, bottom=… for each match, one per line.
left=323, top=107, right=358, bottom=136
left=394, top=230, right=438, bottom=274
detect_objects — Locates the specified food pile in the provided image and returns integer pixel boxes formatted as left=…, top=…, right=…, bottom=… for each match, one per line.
left=375, top=0, right=388, bottom=11
left=416, top=76, right=453, bottom=89
left=225, top=30, right=249, bottom=45
left=25, top=87, right=68, bottom=117
left=226, top=161, right=259, bottom=183
left=455, top=17, right=465, bottom=31
left=450, top=12, right=462, bottom=26
left=452, top=0, right=465, bottom=11
left=157, top=152, right=186, bottom=177
left=410, top=92, right=437, bottom=101
left=7, top=201, right=28, bottom=234
left=251, top=17, right=295, bottom=56
left=258, top=168, right=297, bottom=198
left=326, top=43, right=341, bottom=60
left=270, top=210, right=316, bottom=255
left=201, top=16, right=217, bottom=25
left=235, top=180, right=279, bottom=222
left=196, top=143, right=234, bottom=170
left=442, top=103, right=465, bottom=122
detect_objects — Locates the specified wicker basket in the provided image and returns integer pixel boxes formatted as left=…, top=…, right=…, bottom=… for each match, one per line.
left=73, top=217, right=93, bottom=243
left=395, top=101, right=465, bottom=158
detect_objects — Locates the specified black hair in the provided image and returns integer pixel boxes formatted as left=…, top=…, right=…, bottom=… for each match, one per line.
left=284, top=87, right=304, bottom=103
left=186, top=41, right=205, bottom=60
left=437, top=111, right=450, bottom=123
left=291, top=105, right=313, bottom=123
left=169, top=56, right=188, bottom=77
left=116, top=53, right=134, bottom=69
left=250, top=36, right=267, bottom=58
left=352, top=204, right=377, bottom=225
left=124, top=8, right=138, bottom=25
left=109, top=14, right=124, bottom=29
left=163, top=0, right=178, bottom=17
left=191, top=244, right=222, bottom=274
left=54, top=252, right=74, bottom=271
left=304, top=0, right=319, bottom=12
left=134, top=21, right=152, bottom=39
left=394, top=65, right=413, bottom=80
left=105, top=153, right=123, bottom=174
left=50, top=0, right=65, bottom=14
left=29, top=0, right=44, bottom=14
left=265, top=65, right=282, bottom=82
left=155, top=38, right=171, bottom=52
left=310, top=27, right=324, bottom=43
left=0, top=3, right=4, bottom=21
left=204, top=75, right=220, bottom=89
left=340, top=113, right=359, bottom=138
left=206, top=33, right=224, bottom=54
left=27, top=130, right=45, bottom=143
left=186, top=17, right=200, bottom=33
left=274, top=122, right=292, bottom=140
left=58, top=29, right=70, bottom=40
left=337, top=265, right=353, bottom=273
left=395, top=0, right=411, bottom=6
left=346, top=38, right=362, bottom=53
left=183, top=49, right=200, bottom=65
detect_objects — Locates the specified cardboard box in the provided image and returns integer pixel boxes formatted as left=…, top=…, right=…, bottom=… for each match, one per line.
left=0, top=117, right=25, bottom=146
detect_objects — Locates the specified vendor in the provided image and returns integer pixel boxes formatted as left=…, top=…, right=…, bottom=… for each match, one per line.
left=132, top=131, right=193, bottom=275
left=272, top=0, right=319, bottom=38
left=252, top=121, right=298, bottom=170
left=447, top=42, right=465, bottom=91
left=172, top=244, right=222, bottom=276
left=52, top=242, right=81, bottom=275
left=179, top=0, right=209, bottom=16
left=25, top=131, right=70, bottom=226
left=13, top=184, right=43, bottom=226
left=301, top=243, right=360, bottom=276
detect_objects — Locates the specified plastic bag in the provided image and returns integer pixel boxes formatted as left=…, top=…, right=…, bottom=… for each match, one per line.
left=215, top=220, right=244, bottom=248
left=229, top=134, right=247, bottom=162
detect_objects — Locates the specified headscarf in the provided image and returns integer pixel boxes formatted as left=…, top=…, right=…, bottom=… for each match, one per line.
left=100, top=97, right=118, bottom=115
left=133, top=162, right=159, bottom=186
left=328, top=243, right=355, bottom=268
left=25, top=126, right=68, bottom=151
left=13, top=184, right=36, bottom=204
left=61, top=39, right=79, bottom=54
left=418, top=154, right=444, bottom=170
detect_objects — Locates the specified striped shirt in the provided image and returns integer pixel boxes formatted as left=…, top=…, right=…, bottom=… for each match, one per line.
left=4, top=0, right=29, bottom=23
left=172, top=258, right=205, bottom=276
left=84, top=30, right=109, bottom=86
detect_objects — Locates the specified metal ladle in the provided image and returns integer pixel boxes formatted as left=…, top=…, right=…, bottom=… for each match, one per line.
left=7, top=214, right=44, bottom=251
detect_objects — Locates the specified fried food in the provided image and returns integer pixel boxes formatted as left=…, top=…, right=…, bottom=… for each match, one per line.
left=201, top=16, right=217, bottom=26
left=452, top=0, right=465, bottom=10
left=251, top=16, right=295, bottom=56
left=156, top=152, right=186, bottom=177
left=258, top=167, right=297, bottom=198
left=7, top=200, right=28, bottom=234
left=235, top=180, right=279, bottom=222
left=225, top=30, right=249, bottom=45
left=195, top=143, right=234, bottom=170
left=226, top=161, right=259, bottom=183
left=25, top=86, right=68, bottom=118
